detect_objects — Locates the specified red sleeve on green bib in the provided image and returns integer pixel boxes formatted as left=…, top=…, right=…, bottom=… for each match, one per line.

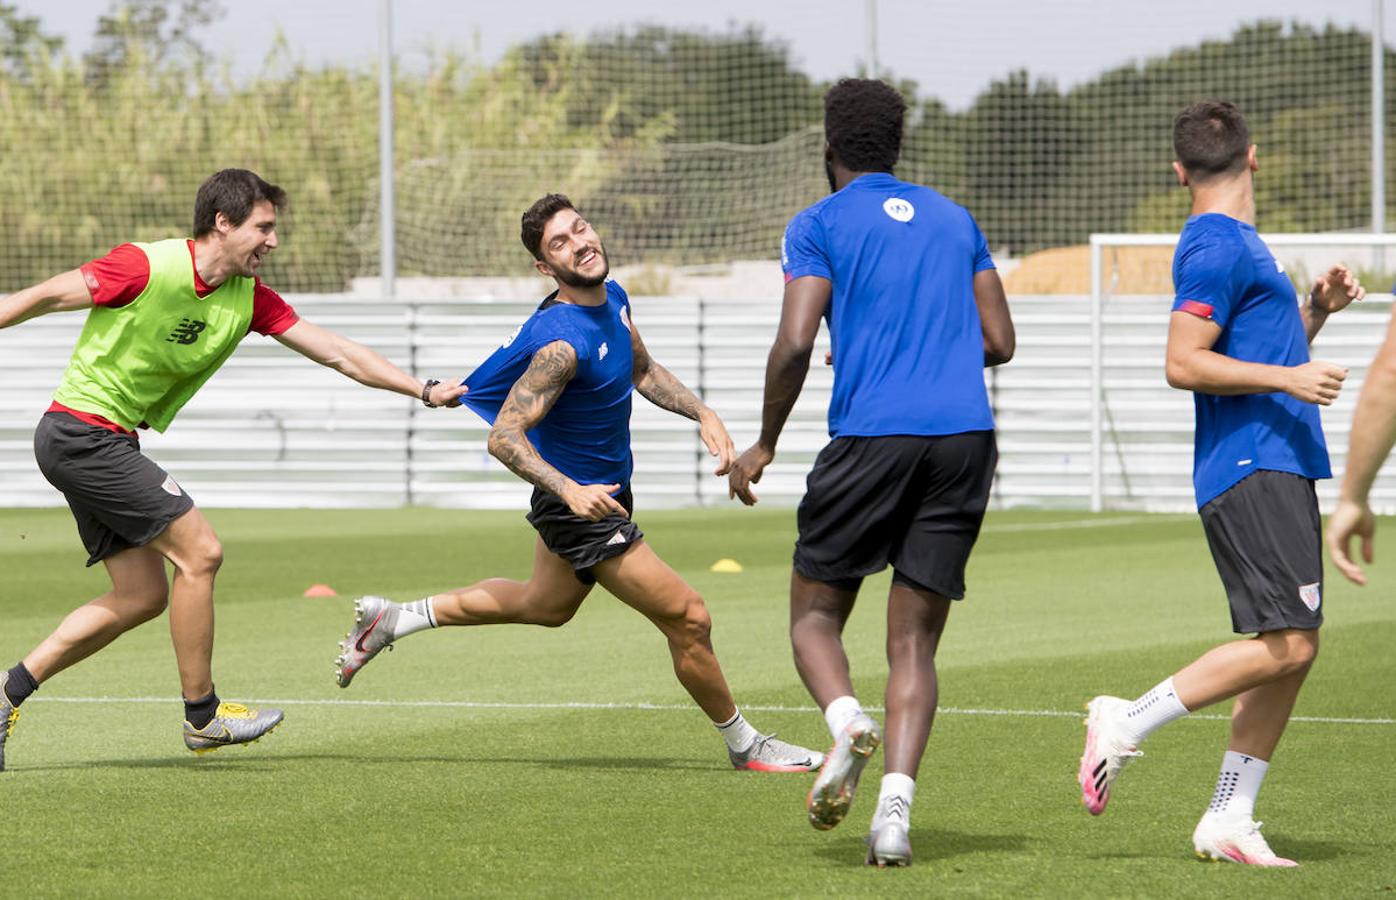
left=250, top=280, right=299, bottom=336
left=80, top=243, right=150, bottom=308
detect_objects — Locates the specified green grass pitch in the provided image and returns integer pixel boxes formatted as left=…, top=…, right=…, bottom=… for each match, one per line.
left=1, top=506, right=1393, bottom=897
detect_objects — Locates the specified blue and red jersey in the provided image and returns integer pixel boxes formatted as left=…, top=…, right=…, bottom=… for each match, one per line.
left=1171, top=213, right=1329, bottom=508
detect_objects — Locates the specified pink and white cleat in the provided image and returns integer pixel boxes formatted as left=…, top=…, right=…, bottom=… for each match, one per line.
left=1193, top=814, right=1298, bottom=867
left=1078, top=695, right=1143, bottom=815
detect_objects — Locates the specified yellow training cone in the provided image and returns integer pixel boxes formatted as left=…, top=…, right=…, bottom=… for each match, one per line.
left=709, top=559, right=743, bottom=574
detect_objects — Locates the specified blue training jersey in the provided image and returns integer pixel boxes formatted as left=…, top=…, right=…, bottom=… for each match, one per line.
left=461, top=281, right=635, bottom=491
left=781, top=172, right=996, bottom=438
left=1171, top=213, right=1330, bottom=509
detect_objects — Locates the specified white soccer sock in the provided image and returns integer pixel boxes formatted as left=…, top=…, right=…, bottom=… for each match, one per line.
left=824, top=695, right=863, bottom=740
left=390, top=597, right=438, bottom=640
left=873, top=773, right=916, bottom=829
left=1205, top=750, right=1269, bottom=820
left=1121, top=676, right=1190, bottom=744
left=715, top=709, right=759, bottom=752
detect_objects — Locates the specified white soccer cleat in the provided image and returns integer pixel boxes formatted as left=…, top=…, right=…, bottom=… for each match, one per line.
left=807, top=712, right=881, bottom=831
left=335, top=596, right=399, bottom=688
left=865, top=819, right=913, bottom=868
left=1193, top=814, right=1298, bottom=867
left=1078, top=695, right=1143, bottom=815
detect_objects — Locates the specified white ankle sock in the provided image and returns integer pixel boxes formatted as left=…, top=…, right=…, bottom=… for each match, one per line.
left=715, top=709, right=759, bottom=752
left=390, top=597, right=438, bottom=640
left=1206, top=750, right=1269, bottom=819
left=824, top=695, right=863, bottom=739
left=874, top=773, right=916, bottom=829
left=1122, top=676, right=1189, bottom=744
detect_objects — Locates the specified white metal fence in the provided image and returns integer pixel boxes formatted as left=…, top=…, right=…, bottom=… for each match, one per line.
left=3, top=286, right=1395, bottom=513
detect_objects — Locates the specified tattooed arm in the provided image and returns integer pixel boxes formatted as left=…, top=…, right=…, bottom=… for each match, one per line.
left=630, top=319, right=736, bottom=475
left=487, top=340, right=627, bottom=521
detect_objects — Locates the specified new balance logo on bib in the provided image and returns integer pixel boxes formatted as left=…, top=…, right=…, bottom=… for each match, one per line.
left=166, top=318, right=207, bottom=345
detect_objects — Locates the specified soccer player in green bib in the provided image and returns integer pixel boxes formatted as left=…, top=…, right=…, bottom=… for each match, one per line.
left=0, top=169, right=465, bottom=770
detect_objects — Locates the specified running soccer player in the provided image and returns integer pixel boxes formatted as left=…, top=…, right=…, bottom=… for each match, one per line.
left=1326, top=294, right=1396, bottom=585
left=1077, top=100, right=1363, bottom=866
left=334, top=194, right=823, bottom=774
left=727, top=78, right=1015, bottom=867
left=0, top=169, right=465, bottom=772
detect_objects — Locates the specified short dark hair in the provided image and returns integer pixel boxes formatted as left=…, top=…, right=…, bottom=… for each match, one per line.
left=824, top=78, right=906, bottom=173
left=1173, top=100, right=1250, bottom=182
left=521, top=193, right=577, bottom=260
left=193, top=169, right=286, bottom=238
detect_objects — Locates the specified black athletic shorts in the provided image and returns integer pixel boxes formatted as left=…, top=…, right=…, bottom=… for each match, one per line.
left=793, top=431, right=997, bottom=600
left=1200, top=469, right=1323, bottom=634
left=33, top=411, right=194, bottom=566
left=526, top=486, right=644, bottom=585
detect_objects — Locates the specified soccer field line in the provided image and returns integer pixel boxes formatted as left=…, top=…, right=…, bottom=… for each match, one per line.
left=981, top=515, right=1183, bottom=533
left=27, top=696, right=1393, bottom=726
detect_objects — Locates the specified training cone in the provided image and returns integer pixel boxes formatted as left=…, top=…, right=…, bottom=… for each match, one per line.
left=709, top=558, right=743, bottom=574
left=302, top=583, right=338, bottom=597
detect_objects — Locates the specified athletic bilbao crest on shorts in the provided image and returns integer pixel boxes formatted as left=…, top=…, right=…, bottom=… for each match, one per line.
left=1298, top=582, right=1321, bottom=612
left=160, top=474, right=182, bottom=496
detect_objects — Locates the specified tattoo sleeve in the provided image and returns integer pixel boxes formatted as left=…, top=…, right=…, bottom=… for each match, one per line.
left=631, top=323, right=705, bottom=420
left=486, top=340, right=577, bottom=496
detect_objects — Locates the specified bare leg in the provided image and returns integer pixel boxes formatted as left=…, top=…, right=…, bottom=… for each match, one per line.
left=788, top=571, right=859, bottom=710
left=1171, top=629, right=1319, bottom=713
left=429, top=537, right=592, bottom=627
left=22, top=546, right=170, bottom=682
left=145, top=507, right=225, bottom=700
left=882, top=580, right=952, bottom=776
left=593, top=541, right=736, bottom=723
left=1227, top=632, right=1318, bottom=760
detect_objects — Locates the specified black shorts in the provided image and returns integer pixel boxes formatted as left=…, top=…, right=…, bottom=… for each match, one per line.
left=1200, top=470, right=1324, bottom=634
left=33, top=411, right=194, bottom=566
left=526, top=486, right=644, bottom=585
left=793, top=431, right=997, bottom=600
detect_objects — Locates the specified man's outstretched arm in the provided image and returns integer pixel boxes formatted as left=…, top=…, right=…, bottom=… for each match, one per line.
left=274, top=319, right=465, bottom=407
left=630, top=320, right=735, bottom=475
left=0, top=270, right=93, bottom=328
left=490, top=340, right=625, bottom=522
left=728, top=275, right=831, bottom=505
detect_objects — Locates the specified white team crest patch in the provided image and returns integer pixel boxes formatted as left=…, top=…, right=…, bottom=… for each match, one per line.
left=502, top=324, right=523, bottom=348
left=599, top=342, right=608, bottom=361
left=619, top=305, right=632, bottom=332
left=883, top=197, right=915, bottom=223
left=606, top=530, right=628, bottom=546
left=160, top=475, right=182, bottom=497
left=1298, top=582, right=1321, bottom=612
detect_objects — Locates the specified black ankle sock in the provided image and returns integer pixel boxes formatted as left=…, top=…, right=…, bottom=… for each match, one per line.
left=184, top=690, right=220, bottom=730
left=4, top=663, right=39, bottom=707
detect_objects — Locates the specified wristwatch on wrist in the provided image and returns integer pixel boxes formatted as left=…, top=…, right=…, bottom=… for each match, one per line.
left=421, top=379, right=441, bottom=408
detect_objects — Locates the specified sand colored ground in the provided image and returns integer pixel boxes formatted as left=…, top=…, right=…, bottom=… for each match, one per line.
left=1002, top=244, right=1176, bottom=294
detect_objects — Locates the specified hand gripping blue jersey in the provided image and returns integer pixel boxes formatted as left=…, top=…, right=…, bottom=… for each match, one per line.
left=781, top=172, right=997, bottom=438
left=1171, top=213, right=1330, bottom=508
left=462, top=281, right=635, bottom=491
